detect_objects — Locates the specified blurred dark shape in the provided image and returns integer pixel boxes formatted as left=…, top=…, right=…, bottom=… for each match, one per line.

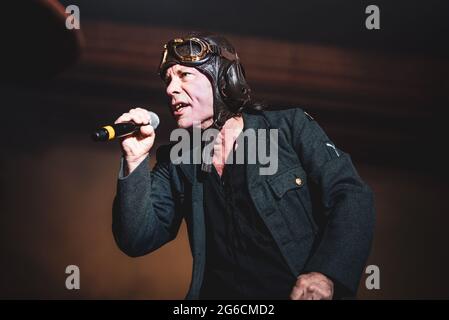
left=1, top=0, right=84, bottom=82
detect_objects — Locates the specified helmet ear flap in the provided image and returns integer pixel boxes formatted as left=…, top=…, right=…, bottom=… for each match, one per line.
left=219, top=61, right=251, bottom=110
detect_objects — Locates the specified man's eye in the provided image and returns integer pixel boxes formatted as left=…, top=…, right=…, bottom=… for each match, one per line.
left=181, top=72, right=191, bottom=78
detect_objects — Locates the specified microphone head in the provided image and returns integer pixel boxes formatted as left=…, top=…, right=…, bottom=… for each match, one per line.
left=148, top=111, right=160, bottom=130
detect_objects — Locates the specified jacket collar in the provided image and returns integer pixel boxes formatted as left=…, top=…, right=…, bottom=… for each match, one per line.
left=177, top=110, right=270, bottom=184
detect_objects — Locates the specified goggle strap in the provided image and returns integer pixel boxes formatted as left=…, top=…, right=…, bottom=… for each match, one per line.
left=210, top=44, right=239, bottom=62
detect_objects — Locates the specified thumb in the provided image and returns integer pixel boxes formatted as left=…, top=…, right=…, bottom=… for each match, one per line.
left=140, top=124, right=154, bottom=137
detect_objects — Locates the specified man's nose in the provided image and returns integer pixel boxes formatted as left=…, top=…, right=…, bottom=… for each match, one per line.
left=166, top=78, right=181, bottom=97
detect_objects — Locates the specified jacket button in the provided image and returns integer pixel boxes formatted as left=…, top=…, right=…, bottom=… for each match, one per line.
left=295, top=177, right=302, bottom=186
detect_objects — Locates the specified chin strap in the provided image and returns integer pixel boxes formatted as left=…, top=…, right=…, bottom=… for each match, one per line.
left=200, top=111, right=228, bottom=173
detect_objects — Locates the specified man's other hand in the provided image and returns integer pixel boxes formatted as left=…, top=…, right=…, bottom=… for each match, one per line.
left=290, top=272, right=334, bottom=300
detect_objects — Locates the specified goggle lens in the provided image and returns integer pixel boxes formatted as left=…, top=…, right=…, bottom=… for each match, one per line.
left=171, top=38, right=209, bottom=63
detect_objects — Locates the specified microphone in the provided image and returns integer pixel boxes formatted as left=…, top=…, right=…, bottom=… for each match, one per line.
left=91, top=111, right=160, bottom=142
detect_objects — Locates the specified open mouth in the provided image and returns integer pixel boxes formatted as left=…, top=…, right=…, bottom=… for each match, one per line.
left=173, top=102, right=190, bottom=115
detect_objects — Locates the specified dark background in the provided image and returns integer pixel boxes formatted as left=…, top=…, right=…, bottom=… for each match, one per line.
left=0, top=0, right=448, bottom=299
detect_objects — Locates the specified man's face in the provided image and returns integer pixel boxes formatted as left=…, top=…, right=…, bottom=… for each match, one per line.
left=164, top=64, right=214, bottom=129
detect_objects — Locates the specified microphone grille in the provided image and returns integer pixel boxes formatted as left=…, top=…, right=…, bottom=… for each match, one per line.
left=148, top=111, right=160, bottom=130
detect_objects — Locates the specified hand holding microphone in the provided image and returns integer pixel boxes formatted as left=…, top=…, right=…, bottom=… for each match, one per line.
left=91, top=109, right=160, bottom=142
left=92, top=108, right=159, bottom=174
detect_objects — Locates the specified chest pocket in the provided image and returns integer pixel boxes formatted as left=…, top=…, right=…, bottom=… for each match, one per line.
left=267, top=165, right=307, bottom=198
left=266, top=165, right=318, bottom=235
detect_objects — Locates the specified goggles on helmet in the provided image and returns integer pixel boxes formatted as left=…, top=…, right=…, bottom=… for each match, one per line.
left=159, top=36, right=239, bottom=73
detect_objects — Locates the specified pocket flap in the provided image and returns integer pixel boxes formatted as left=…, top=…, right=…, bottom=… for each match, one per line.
left=267, top=165, right=307, bottom=199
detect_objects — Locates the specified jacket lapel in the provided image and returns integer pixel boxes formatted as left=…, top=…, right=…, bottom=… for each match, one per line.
left=242, top=111, right=272, bottom=192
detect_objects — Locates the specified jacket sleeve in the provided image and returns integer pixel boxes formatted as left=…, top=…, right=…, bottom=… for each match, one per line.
left=112, top=145, right=183, bottom=257
left=291, top=108, right=375, bottom=296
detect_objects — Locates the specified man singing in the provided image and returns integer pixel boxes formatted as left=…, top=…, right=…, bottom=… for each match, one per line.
left=112, top=33, right=375, bottom=300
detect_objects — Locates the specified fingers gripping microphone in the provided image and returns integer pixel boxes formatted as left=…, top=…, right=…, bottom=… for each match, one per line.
left=91, top=111, right=160, bottom=142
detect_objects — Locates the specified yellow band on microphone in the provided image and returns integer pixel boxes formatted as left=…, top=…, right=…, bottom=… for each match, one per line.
left=103, top=125, right=115, bottom=140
